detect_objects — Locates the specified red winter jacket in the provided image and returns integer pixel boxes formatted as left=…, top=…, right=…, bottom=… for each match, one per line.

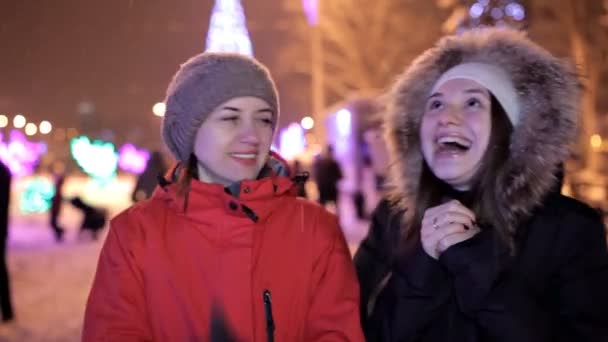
left=82, top=165, right=364, bottom=341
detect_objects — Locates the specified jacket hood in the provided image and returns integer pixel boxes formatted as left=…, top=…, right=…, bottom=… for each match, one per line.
left=385, top=28, right=580, bottom=230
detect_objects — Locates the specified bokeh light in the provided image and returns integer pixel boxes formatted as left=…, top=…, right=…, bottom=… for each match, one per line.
left=301, top=116, right=314, bottom=130
left=39, top=120, right=52, bottom=134
left=152, top=102, right=166, bottom=117
left=25, top=122, right=38, bottom=136
left=13, top=114, right=26, bottom=128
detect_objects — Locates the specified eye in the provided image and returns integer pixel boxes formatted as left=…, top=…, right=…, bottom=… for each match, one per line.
left=259, top=118, right=274, bottom=126
left=256, top=113, right=274, bottom=126
left=427, top=99, right=443, bottom=111
left=466, top=98, right=482, bottom=108
left=221, top=116, right=239, bottom=123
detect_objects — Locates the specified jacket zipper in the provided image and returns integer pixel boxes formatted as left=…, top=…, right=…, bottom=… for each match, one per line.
left=263, top=289, right=275, bottom=342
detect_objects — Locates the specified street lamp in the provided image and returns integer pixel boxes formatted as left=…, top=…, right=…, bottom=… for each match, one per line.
left=303, top=0, right=326, bottom=145
left=13, top=114, right=26, bottom=128
left=153, top=102, right=166, bottom=117
left=591, top=134, right=602, bottom=150
left=301, top=116, right=314, bottom=130
left=39, top=121, right=52, bottom=135
left=25, top=122, right=37, bottom=136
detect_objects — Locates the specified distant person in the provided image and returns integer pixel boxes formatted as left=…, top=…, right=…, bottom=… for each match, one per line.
left=131, top=151, right=168, bottom=202
left=291, top=159, right=308, bottom=198
left=0, top=161, right=14, bottom=322
left=49, top=168, right=66, bottom=242
left=313, top=145, right=343, bottom=210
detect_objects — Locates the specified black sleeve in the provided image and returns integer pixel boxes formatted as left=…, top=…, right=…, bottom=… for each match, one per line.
left=353, top=200, right=395, bottom=337
left=373, top=244, right=452, bottom=342
left=439, top=229, right=547, bottom=341
left=355, top=200, right=452, bottom=341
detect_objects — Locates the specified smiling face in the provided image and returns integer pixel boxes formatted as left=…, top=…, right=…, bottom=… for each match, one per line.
left=420, top=78, right=492, bottom=191
left=193, top=96, right=275, bottom=186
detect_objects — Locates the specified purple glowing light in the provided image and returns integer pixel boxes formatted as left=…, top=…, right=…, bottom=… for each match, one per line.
left=279, top=123, right=306, bottom=160
left=302, top=0, right=319, bottom=25
left=0, top=130, right=46, bottom=177
left=118, top=143, right=150, bottom=174
left=336, top=108, right=352, bottom=136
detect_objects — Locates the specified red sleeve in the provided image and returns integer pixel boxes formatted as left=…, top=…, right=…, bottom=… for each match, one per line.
left=82, top=212, right=152, bottom=341
left=305, top=211, right=365, bottom=341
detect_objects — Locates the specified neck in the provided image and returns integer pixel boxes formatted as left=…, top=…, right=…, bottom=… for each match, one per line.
left=441, top=182, right=474, bottom=207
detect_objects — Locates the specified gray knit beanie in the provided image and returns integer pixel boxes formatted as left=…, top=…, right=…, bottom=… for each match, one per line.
left=161, top=52, right=279, bottom=162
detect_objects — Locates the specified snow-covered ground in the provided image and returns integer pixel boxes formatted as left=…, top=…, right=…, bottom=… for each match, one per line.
left=0, top=175, right=374, bottom=341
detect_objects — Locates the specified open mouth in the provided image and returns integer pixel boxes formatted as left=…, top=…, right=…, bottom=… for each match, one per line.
left=436, top=136, right=472, bottom=153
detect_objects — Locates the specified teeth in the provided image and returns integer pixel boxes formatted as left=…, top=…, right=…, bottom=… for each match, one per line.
left=437, top=136, right=471, bottom=148
left=232, top=153, right=257, bottom=159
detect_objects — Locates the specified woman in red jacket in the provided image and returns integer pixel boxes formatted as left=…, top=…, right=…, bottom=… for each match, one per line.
left=82, top=52, right=364, bottom=341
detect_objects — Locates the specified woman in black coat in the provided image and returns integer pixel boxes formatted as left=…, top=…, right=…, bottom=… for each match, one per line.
left=354, top=28, right=608, bottom=341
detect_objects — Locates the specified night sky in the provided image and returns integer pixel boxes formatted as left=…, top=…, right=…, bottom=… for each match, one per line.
left=0, top=0, right=310, bottom=148
left=2, top=1, right=605, bottom=151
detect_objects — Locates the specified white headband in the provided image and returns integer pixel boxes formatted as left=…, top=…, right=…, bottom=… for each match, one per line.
left=431, top=62, right=520, bottom=125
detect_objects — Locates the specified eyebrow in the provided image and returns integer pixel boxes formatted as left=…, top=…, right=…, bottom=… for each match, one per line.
left=255, top=108, right=274, bottom=114
left=427, top=88, right=488, bottom=99
left=220, top=106, right=273, bottom=114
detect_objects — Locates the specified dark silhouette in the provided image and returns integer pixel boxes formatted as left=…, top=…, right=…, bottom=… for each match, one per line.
left=132, top=151, right=168, bottom=203
left=291, top=159, right=308, bottom=198
left=70, top=197, right=107, bottom=240
left=313, top=145, right=343, bottom=208
left=0, top=161, right=14, bottom=322
left=49, top=173, right=66, bottom=242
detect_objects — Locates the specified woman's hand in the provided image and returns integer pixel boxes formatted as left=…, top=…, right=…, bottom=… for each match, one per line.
left=421, top=200, right=480, bottom=259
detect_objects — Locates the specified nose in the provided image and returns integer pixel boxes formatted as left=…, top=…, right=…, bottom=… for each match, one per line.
left=437, top=105, right=463, bottom=126
left=238, top=119, right=261, bottom=146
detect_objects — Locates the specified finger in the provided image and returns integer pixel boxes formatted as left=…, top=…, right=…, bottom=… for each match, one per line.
left=436, top=212, right=475, bottom=229
left=421, top=223, right=468, bottom=246
left=422, top=212, right=473, bottom=235
left=433, top=200, right=476, bottom=223
left=422, top=202, right=450, bottom=219
left=433, top=223, right=470, bottom=239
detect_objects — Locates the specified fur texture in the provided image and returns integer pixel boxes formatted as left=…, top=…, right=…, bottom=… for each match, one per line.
left=384, top=28, right=580, bottom=234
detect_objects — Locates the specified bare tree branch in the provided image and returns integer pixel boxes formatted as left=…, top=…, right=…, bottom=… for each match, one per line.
left=276, top=0, right=446, bottom=101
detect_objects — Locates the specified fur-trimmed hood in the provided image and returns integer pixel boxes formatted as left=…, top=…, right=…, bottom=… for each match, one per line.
left=385, top=28, right=580, bottom=232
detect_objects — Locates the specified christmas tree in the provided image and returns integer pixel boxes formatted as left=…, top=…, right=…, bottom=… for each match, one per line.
left=205, top=0, right=253, bottom=56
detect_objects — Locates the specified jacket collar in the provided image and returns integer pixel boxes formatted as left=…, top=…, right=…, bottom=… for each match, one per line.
left=153, top=152, right=297, bottom=223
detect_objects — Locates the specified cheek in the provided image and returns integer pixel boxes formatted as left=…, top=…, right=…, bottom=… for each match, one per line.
left=194, top=127, right=224, bottom=158
left=258, top=127, right=274, bottom=148
left=419, top=118, right=434, bottom=154
left=471, top=115, right=492, bottom=151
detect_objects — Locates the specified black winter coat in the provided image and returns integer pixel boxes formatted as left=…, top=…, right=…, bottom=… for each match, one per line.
left=355, top=193, right=608, bottom=342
